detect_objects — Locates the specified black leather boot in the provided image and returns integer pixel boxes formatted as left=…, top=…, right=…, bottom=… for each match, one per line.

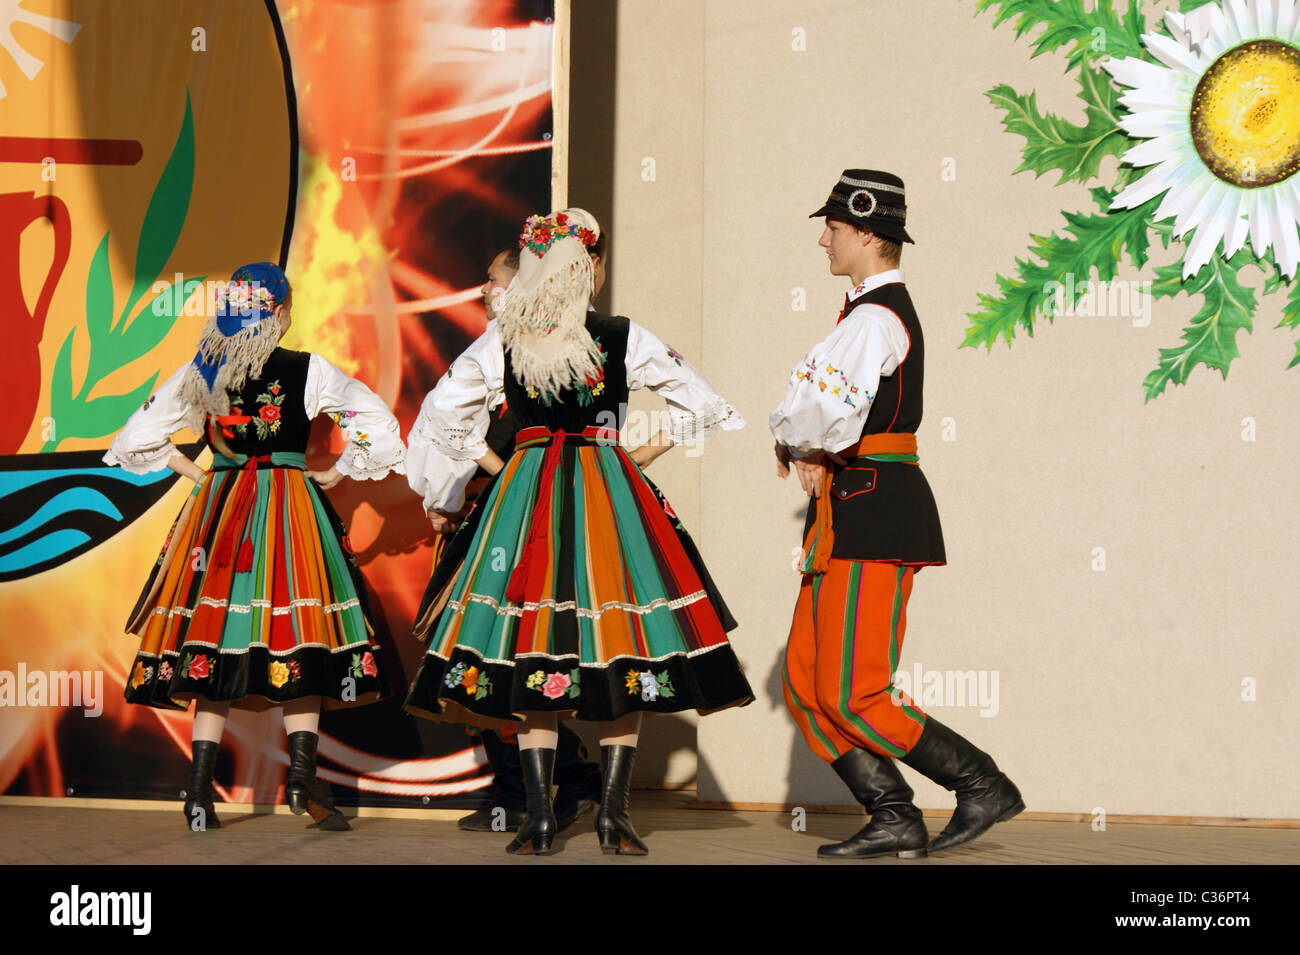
left=595, top=745, right=648, bottom=856
left=183, top=740, right=221, bottom=831
left=285, top=731, right=350, bottom=831
left=818, top=748, right=928, bottom=859
left=901, top=718, right=1023, bottom=852
left=461, top=731, right=526, bottom=831
left=458, top=804, right=526, bottom=832
left=506, top=747, right=558, bottom=855
left=554, top=723, right=601, bottom=833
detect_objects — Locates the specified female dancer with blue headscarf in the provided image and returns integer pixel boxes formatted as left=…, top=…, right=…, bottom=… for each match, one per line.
left=105, top=262, right=405, bottom=831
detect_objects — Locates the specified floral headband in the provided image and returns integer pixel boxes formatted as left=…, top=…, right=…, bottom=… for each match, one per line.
left=519, top=211, right=598, bottom=258
left=216, top=281, right=281, bottom=325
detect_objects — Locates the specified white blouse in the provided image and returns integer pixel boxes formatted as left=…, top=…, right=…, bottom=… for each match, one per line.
left=407, top=319, right=745, bottom=513
left=768, top=269, right=911, bottom=457
left=103, top=354, right=406, bottom=481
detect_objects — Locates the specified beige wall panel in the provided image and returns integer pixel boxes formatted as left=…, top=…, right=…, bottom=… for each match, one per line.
left=590, top=0, right=1297, bottom=815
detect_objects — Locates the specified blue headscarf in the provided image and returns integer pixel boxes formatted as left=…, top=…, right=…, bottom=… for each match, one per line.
left=191, top=261, right=289, bottom=391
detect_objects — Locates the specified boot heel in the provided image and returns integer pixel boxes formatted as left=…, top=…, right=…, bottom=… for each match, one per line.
left=285, top=731, right=351, bottom=831
left=597, top=830, right=648, bottom=856
left=997, top=799, right=1026, bottom=823
left=531, top=832, right=556, bottom=855
left=896, top=847, right=928, bottom=859
left=595, top=746, right=649, bottom=856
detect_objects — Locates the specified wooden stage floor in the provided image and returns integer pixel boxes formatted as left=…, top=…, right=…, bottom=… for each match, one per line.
left=2, top=792, right=1297, bottom=865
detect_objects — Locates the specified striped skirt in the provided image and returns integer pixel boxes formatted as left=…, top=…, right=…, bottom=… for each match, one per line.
left=122, top=452, right=388, bottom=711
left=404, top=427, right=753, bottom=728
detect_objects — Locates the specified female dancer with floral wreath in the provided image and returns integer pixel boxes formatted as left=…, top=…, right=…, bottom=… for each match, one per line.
left=405, top=210, right=752, bottom=856
left=105, top=262, right=405, bottom=832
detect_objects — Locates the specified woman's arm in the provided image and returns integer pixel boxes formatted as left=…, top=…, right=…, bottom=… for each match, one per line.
left=303, top=354, right=406, bottom=485
left=167, top=452, right=207, bottom=484
left=629, top=427, right=674, bottom=469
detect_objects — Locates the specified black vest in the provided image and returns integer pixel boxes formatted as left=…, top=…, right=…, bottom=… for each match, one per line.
left=502, top=312, right=631, bottom=433
left=860, top=283, right=923, bottom=435
left=204, top=348, right=313, bottom=456
left=802, top=284, right=946, bottom=565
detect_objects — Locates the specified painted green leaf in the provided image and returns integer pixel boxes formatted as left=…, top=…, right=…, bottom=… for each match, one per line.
left=85, top=232, right=113, bottom=349
left=121, top=90, right=195, bottom=323
left=1273, top=272, right=1300, bottom=369
left=963, top=192, right=1159, bottom=348
left=43, top=329, right=77, bottom=451
left=120, top=276, right=205, bottom=360
left=974, top=0, right=1147, bottom=71
left=68, top=375, right=160, bottom=440
left=986, top=66, right=1128, bottom=185
left=1143, top=246, right=1259, bottom=401
left=45, top=91, right=197, bottom=450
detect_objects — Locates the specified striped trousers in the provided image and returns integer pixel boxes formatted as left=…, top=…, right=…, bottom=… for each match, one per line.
left=783, top=559, right=927, bottom=762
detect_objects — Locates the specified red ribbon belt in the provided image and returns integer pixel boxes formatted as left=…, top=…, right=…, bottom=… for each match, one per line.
left=213, top=454, right=272, bottom=573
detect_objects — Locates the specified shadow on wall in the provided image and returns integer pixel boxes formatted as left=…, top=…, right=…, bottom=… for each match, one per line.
left=569, top=0, right=617, bottom=314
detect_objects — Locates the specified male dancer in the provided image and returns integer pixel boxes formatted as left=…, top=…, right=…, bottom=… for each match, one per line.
left=416, top=243, right=604, bottom=832
left=770, top=170, right=1023, bottom=858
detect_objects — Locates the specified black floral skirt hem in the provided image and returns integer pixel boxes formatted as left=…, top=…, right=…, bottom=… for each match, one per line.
left=403, top=642, right=754, bottom=730
left=124, top=642, right=390, bottom=712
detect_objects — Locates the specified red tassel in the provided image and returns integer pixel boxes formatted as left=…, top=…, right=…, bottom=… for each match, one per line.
left=236, top=537, right=254, bottom=573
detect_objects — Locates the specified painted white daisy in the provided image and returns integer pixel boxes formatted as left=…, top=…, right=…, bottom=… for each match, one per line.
left=1103, top=0, right=1300, bottom=278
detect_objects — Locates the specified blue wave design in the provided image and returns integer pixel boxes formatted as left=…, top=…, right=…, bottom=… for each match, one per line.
left=0, top=529, right=92, bottom=574
left=0, top=487, right=124, bottom=547
left=0, top=465, right=167, bottom=496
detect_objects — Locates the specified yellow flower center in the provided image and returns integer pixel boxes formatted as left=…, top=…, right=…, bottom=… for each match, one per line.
left=1191, top=40, right=1300, bottom=188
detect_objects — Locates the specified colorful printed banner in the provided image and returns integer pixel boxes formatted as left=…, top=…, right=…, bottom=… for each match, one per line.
left=0, top=0, right=557, bottom=806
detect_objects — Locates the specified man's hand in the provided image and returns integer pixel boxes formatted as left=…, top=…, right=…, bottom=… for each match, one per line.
left=792, top=453, right=826, bottom=498
left=306, top=466, right=344, bottom=490
left=426, top=505, right=469, bottom=534
left=774, top=441, right=792, bottom=479
left=790, top=449, right=847, bottom=498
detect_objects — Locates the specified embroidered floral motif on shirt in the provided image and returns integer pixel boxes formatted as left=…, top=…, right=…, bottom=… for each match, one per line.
left=158, top=660, right=173, bottom=682
left=330, top=410, right=371, bottom=450
left=624, top=668, right=675, bottom=701
left=665, top=344, right=685, bottom=366
left=130, top=662, right=153, bottom=689
left=793, top=359, right=865, bottom=410
left=252, top=381, right=286, bottom=439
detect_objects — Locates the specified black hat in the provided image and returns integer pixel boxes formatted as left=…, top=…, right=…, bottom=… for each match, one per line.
left=809, top=169, right=914, bottom=244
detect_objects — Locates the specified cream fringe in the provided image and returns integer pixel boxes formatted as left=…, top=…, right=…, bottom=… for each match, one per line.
left=497, top=255, right=601, bottom=403
left=176, top=314, right=282, bottom=431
